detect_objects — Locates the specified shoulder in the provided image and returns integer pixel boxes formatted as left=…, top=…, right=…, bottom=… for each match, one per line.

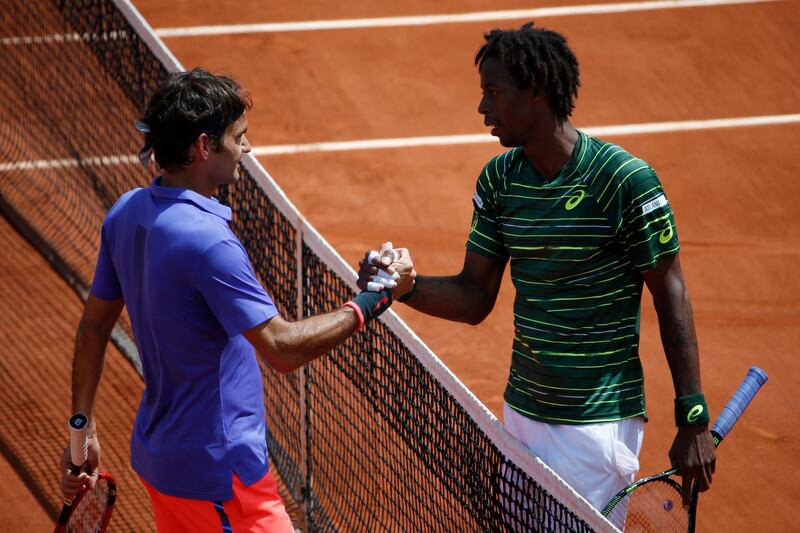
left=105, top=187, right=144, bottom=221
left=158, top=206, right=234, bottom=254
left=479, top=147, right=523, bottom=182
left=582, top=135, right=658, bottom=193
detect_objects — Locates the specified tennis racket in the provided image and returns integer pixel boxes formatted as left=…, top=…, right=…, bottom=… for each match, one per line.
left=601, top=366, right=768, bottom=532
left=54, top=413, right=116, bottom=533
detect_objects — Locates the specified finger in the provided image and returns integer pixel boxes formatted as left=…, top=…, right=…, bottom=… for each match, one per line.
left=366, top=281, right=385, bottom=292
left=705, top=462, right=714, bottom=485
left=379, top=242, right=394, bottom=266
left=372, top=276, right=397, bottom=288
left=367, top=250, right=380, bottom=265
left=359, top=263, right=379, bottom=276
left=61, top=475, right=87, bottom=495
left=681, top=478, right=692, bottom=507
left=697, top=467, right=711, bottom=492
left=376, top=268, right=398, bottom=281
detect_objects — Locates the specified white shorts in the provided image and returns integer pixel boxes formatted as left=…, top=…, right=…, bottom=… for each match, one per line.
left=503, top=402, right=645, bottom=512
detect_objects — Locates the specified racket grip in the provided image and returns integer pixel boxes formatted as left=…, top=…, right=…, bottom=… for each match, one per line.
left=711, top=367, right=767, bottom=442
left=68, top=413, right=89, bottom=469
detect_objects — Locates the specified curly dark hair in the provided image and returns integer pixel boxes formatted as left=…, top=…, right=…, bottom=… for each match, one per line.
left=140, top=68, right=252, bottom=171
left=475, top=22, right=580, bottom=121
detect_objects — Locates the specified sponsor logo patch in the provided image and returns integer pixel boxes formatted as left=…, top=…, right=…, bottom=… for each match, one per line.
left=565, top=189, right=586, bottom=210
left=686, top=404, right=704, bottom=423
left=473, top=191, right=484, bottom=210
left=642, top=194, right=668, bottom=215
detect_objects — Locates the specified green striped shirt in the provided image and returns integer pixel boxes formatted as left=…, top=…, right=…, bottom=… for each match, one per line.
left=467, top=131, right=679, bottom=424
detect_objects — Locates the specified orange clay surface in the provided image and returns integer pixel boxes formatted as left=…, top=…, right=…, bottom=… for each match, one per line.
left=4, top=1, right=798, bottom=530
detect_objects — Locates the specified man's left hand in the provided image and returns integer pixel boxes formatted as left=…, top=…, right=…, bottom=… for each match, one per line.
left=668, top=425, right=716, bottom=506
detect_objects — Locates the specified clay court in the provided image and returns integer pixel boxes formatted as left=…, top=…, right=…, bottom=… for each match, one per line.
left=1, top=0, right=798, bottom=531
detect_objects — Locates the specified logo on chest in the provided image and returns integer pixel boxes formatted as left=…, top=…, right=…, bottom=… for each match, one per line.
left=564, top=189, right=586, bottom=210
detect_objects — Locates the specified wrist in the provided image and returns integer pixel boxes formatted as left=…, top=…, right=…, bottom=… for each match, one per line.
left=674, top=393, right=710, bottom=426
left=397, top=276, right=417, bottom=303
left=347, top=288, right=393, bottom=329
left=344, top=301, right=365, bottom=330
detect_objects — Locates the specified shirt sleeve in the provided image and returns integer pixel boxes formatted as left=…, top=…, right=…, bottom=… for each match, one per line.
left=599, top=162, right=680, bottom=272
left=197, top=239, right=279, bottom=337
left=465, top=156, right=509, bottom=260
left=90, top=225, right=123, bottom=301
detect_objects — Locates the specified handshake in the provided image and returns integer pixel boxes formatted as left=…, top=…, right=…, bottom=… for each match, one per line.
left=347, top=242, right=417, bottom=329
left=357, top=241, right=416, bottom=298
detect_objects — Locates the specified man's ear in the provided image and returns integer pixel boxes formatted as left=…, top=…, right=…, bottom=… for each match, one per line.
left=528, top=85, right=545, bottom=103
left=189, top=133, right=211, bottom=161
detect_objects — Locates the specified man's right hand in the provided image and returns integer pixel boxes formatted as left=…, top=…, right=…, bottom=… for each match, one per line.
left=59, top=434, right=101, bottom=498
left=357, top=241, right=416, bottom=300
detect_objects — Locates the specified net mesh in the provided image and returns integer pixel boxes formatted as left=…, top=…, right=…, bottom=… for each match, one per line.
left=0, top=0, right=608, bottom=531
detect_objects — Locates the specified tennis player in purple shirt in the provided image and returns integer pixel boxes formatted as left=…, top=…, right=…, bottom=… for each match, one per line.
left=58, top=69, right=392, bottom=532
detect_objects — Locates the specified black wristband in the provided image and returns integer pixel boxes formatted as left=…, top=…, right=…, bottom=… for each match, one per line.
left=674, top=393, right=710, bottom=426
left=347, top=289, right=393, bottom=329
left=397, top=278, right=417, bottom=303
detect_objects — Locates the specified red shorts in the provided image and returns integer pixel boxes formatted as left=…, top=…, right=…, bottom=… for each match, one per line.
left=140, top=470, right=295, bottom=532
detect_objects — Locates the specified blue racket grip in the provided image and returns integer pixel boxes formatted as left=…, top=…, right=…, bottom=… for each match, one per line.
left=711, top=367, right=768, bottom=442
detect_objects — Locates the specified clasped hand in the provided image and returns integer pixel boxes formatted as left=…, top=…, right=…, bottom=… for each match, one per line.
left=357, top=241, right=416, bottom=300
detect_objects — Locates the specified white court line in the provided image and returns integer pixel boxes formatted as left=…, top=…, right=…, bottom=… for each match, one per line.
left=2, top=113, right=797, bottom=171
left=250, top=113, right=800, bottom=156
left=154, top=0, right=786, bottom=37
left=0, top=154, right=138, bottom=172
left=1, top=30, right=131, bottom=46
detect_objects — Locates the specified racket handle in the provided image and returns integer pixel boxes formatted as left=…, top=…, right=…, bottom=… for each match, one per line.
left=710, top=367, right=768, bottom=443
left=68, top=412, right=89, bottom=469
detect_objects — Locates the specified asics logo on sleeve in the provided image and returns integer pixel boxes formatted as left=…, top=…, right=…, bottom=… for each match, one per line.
left=565, top=190, right=586, bottom=210
left=659, top=220, right=674, bottom=244
left=686, top=404, right=704, bottom=423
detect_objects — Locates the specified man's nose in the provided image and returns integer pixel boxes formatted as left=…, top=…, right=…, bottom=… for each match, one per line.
left=477, top=96, right=489, bottom=115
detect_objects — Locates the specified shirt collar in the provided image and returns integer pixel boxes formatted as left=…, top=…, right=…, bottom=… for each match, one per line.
left=149, top=177, right=232, bottom=221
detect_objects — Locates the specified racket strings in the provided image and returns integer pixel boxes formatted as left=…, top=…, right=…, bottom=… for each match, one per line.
left=66, top=478, right=112, bottom=533
left=606, top=479, right=688, bottom=532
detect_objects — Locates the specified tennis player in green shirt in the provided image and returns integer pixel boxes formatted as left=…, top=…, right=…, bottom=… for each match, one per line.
left=358, top=22, right=716, bottom=514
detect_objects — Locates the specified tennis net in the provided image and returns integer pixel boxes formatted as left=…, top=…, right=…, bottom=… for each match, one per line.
left=0, top=0, right=617, bottom=531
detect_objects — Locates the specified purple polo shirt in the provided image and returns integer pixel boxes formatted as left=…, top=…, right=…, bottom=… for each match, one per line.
left=91, top=177, right=278, bottom=500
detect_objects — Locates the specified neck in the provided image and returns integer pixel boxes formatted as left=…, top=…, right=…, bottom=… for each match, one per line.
left=521, top=119, right=579, bottom=181
left=160, top=168, right=216, bottom=198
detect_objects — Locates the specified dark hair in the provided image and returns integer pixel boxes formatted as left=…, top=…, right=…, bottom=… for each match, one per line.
left=139, top=68, right=251, bottom=171
left=475, top=22, right=580, bottom=121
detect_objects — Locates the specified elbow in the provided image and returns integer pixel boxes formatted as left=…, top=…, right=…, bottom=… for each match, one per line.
left=465, top=311, right=487, bottom=325
left=273, top=359, right=301, bottom=374
left=465, top=301, right=494, bottom=325
left=260, top=336, right=304, bottom=374
left=77, top=319, right=112, bottom=344
left=255, top=350, right=298, bottom=374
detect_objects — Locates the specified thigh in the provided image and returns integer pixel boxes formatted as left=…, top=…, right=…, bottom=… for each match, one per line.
left=224, top=471, right=294, bottom=533
left=502, top=403, right=644, bottom=511
left=140, top=472, right=295, bottom=533
left=141, top=477, right=225, bottom=533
